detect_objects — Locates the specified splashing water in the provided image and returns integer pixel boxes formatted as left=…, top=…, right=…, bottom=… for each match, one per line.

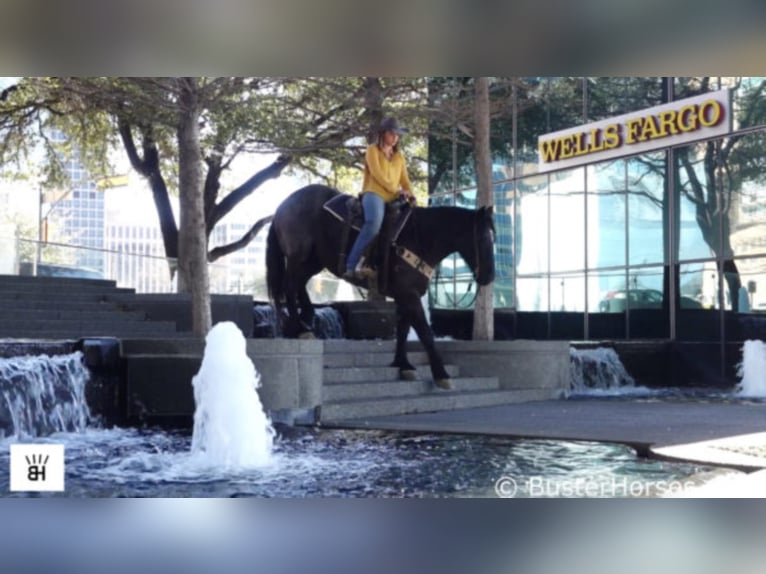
left=737, top=340, right=766, bottom=398
left=191, top=322, right=275, bottom=468
left=569, top=347, right=638, bottom=396
left=0, top=352, right=90, bottom=438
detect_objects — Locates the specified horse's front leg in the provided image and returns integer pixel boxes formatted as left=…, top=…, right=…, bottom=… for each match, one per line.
left=398, top=294, right=452, bottom=390
left=392, top=302, right=417, bottom=380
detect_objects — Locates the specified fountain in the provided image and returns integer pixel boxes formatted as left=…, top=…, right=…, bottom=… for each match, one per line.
left=0, top=351, right=91, bottom=438
left=569, top=347, right=638, bottom=396
left=190, top=322, right=275, bottom=468
left=0, top=332, right=719, bottom=497
left=736, top=340, right=766, bottom=398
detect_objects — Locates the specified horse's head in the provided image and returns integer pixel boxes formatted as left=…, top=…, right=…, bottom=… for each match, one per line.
left=459, top=205, right=495, bottom=286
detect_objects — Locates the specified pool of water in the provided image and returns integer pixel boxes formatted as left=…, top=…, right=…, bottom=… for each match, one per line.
left=0, top=427, right=714, bottom=497
left=571, top=386, right=766, bottom=404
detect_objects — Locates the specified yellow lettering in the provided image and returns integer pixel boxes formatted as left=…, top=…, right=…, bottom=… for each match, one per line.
left=603, top=124, right=621, bottom=149
left=625, top=118, right=642, bottom=144
left=640, top=115, right=661, bottom=141
left=587, top=128, right=605, bottom=153
left=677, top=105, right=698, bottom=132
left=699, top=100, right=723, bottom=127
left=560, top=136, right=576, bottom=159
left=573, top=132, right=588, bottom=156
left=539, top=139, right=561, bottom=162
left=657, top=110, right=678, bottom=137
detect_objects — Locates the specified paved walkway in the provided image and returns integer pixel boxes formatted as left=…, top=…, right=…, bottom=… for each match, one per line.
left=323, top=398, right=766, bottom=497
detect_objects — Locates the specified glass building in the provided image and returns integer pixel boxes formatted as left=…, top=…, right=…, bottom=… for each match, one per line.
left=45, top=129, right=105, bottom=274
left=428, top=77, right=766, bottom=381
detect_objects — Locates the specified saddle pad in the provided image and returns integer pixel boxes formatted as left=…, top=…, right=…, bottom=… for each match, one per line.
left=322, top=194, right=413, bottom=243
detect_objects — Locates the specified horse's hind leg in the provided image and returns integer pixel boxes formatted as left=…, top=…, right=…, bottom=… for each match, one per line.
left=285, top=263, right=316, bottom=339
left=392, top=302, right=417, bottom=380
left=297, top=284, right=315, bottom=337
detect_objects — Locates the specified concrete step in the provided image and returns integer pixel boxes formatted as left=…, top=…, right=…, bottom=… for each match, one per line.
left=0, top=321, right=180, bottom=339
left=0, top=309, right=148, bottom=322
left=323, top=350, right=430, bottom=368
left=323, top=376, right=499, bottom=401
left=0, top=299, right=131, bottom=313
left=0, top=283, right=132, bottom=295
left=0, top=328, right=189, bottom=340
left=323, top=339, right=397, bottom=354
left=323, top=364, right=459, bottom=384
left=319, top=388, right=552, bottom=421
left=0, top=274, right=118, bottom=289
left=0, top=290, right=131, bottom=302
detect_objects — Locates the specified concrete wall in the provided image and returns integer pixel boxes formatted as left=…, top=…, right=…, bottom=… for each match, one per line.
left=246, top=339, right=323, bottom=419
left=122, top=338, right=323, bottom=426
left=436, top=340, right=569, bottom=398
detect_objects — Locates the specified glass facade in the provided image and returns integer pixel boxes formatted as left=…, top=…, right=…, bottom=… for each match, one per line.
left=428, top=77, right=766, bottom=352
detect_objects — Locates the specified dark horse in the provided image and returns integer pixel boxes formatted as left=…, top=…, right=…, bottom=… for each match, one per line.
left=266, top=184, right=495, bottom=389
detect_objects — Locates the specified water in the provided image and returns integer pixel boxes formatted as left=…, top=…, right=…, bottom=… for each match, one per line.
left=253, top=304, right=345, bottom=339
left=191, top=322, right=275, bottom=468
left=0, top=335, right=723, bottom=497
left=737, top=339, right=766, bottom=398
left=569, top=347, right=639, bottom=396
left=0, top=352, right=91, bottom=438
left=0, top=427, right=709, bottom=497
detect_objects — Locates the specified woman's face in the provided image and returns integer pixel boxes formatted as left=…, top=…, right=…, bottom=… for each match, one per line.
left=382, top=130, right=399, bottom=147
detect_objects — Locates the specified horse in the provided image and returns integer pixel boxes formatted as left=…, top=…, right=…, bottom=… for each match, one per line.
left=266, top=184, right=495, bottom=390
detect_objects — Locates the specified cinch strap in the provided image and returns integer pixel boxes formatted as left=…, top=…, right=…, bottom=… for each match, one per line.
left=396, top=246, right=433, bottom=279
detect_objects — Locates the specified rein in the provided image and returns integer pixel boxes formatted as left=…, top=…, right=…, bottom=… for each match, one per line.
left=394, top=207, right=491, bottom=281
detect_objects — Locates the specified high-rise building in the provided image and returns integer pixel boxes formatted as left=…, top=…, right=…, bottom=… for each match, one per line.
left=44, top=130, right=105, bottom=274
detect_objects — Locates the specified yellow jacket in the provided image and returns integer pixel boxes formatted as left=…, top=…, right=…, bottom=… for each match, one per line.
left=362, top=144, right=412, bottom=203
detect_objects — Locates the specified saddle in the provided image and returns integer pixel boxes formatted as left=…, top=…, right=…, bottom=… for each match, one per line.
left=323, top=193, right=413, bottom=287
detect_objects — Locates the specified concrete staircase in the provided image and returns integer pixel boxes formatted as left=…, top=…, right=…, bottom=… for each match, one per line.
left=0, top=274, right=182, bottom=339
left=320, top=340, right=550, bottom=422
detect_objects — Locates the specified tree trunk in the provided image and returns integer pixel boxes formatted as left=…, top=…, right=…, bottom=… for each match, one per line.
left=176, top=79, right=212, bottom=335
left=472, top=77, right=494, bottom=341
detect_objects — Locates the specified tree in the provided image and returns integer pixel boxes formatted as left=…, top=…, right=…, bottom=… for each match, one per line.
left=1, top=76, right=434, bottom=332
left=472, top=77, right=494, bottom=340
left=673, top=77, right=766, bottom=311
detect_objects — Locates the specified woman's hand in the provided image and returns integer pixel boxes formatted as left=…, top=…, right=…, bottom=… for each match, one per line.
left=399, top=189, right=416, bottom=205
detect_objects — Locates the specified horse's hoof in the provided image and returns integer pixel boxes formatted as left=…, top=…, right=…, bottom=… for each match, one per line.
left=399, top=369, right=417, bottom=381
left=298, top=332, right=316, bottom=340
left=434, top=378, right=453, bottom=390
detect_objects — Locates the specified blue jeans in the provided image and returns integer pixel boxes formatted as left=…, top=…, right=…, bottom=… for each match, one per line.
left=346, top=192, right=385, bottom=271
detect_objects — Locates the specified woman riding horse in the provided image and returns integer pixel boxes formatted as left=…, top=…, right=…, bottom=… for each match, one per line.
left=267, top=184, right=495, bottom=390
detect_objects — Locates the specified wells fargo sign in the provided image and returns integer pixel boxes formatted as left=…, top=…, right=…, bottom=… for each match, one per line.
left=537, top=88, right=732, bottom=173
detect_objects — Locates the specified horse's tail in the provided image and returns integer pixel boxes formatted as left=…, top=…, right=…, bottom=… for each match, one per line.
left=266, top=223, right=285, bottom=305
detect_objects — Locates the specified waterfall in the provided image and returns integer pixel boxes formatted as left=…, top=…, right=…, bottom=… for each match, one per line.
left=253, top=304, right=345, bottom=339
left=569, top=347, right=636, bottom=395
left=0, top=352, right=91, bottom=438
left=314, top=307, right=345, bottom=339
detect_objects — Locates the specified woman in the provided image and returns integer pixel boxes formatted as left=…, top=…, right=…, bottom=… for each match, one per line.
left=343, top=117, right=415, bottom=281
